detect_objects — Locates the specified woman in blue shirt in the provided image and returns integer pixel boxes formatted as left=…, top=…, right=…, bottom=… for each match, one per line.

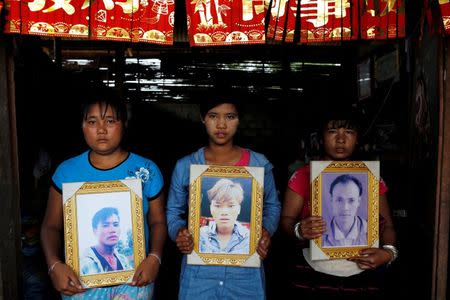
left=40, top=88, right=166, bottom=299
left=166, top=95, right=281, bottom=299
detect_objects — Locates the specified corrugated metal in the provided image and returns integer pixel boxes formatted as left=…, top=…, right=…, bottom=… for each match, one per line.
left=59, top=50, right=345, bottom=103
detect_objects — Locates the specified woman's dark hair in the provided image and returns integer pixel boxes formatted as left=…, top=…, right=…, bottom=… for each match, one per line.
left=319, top=107, right=361, bottom=133
left=316, top=106, right=363, bottom=159
left=199, top=87, right=243, bottom=119
left=92, top=207, right=120, bottom=230
left=80, top=87, right=127, bottom=123
left=199, top=96, right=242, bottom=119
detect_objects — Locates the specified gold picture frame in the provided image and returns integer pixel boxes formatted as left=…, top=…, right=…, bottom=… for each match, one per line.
left=63, top=179, right=146, bottom=288
left=310, top=161, right=380, bottom=260
left=187, top=165, right=264, bottom=268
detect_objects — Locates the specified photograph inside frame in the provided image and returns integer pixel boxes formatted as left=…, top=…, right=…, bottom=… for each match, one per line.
left=309, top=161, right=380, bottom=261
left=62, top=179, right=146, bottom=288
left=187, top=164, right=264, bottom=268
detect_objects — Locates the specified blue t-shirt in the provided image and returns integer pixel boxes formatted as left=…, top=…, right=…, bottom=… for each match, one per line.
left=52, top=150, right=164, bottom=252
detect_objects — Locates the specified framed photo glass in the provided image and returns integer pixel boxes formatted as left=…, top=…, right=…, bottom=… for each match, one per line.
left=62, top=179, right=146, bottom=288
left=187, top=165, right=264, bottom=268
left=310, top=161, right=380, bottom=260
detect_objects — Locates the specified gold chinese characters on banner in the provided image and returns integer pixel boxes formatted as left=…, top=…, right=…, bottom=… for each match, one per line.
left=4, top=0, right=175, bottom=44
left=2, top=0, right=405, bottom=45
left=186, top=0, right=267, bottom=46
left=266, top=0, right=404, bottom=43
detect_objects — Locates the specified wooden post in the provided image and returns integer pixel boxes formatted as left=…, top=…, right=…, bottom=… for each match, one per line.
left=432, top=38, right=450, bottom=300
left=0, top=36, right=21, bottom=300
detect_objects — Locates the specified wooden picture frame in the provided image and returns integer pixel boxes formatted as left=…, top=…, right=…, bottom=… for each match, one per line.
left=310, top=161, right=379, bottom=260
left=63, top=179, right=146, bottom=288
left=187, top=165, right=264, bottom=268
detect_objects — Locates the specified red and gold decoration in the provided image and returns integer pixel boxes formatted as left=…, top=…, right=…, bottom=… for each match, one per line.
left=439, top=0, right=450, bottom=34
left=267, top=0, right=405, bottom=43
left=267, top=0, right=358, bottom=42
left=359, top=0, right=405, bottom=39
left=4, top=0, right=174, bottom=44
left=266, top=0, right=296, bottom=42
left=186, top=0, right=266, bottom=46
left=2, top=0, right=405, bottom=45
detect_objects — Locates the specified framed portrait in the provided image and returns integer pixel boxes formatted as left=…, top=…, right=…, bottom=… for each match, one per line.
left=62, top=179, right=146, bottom=288
left=310, top=161, right=380, bottom=261
left=187, top=165, right=264, bottom=268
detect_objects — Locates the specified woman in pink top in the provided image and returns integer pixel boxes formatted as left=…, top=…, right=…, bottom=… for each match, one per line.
left=281, top=110, right=397, bottom=299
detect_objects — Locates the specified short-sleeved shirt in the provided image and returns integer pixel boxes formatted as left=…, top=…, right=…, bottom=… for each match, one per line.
left=52, top=150, right=164, bottom=252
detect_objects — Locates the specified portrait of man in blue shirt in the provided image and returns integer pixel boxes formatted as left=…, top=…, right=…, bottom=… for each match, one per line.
left=79, top=207, right=132, bottom=275
left=199, top=178, right=250, bottom=254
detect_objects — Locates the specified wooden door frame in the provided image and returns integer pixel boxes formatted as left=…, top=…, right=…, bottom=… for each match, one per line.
left=0, top=36, right=21, bottom=300
left=432, top=38, right=450, bottom=300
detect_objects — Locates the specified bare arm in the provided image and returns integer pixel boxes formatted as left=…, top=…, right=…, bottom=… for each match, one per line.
left=148, top=193, right=167, bottom=260
left=281, top=188, right=325, bottom=240
left=41, top=186, right=63, bottom=267
left=132, top=193, right=167, bottom=286
left=281, top=188, right=303, bottom=237
left=40, top=186, right=85, bottom=295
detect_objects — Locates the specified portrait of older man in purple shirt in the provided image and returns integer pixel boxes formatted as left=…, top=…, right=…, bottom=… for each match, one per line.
left=322, top=173, right=368, bottom=248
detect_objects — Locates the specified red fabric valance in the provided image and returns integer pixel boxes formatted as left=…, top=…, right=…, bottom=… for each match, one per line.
left=186, top=0, right=266, bottom=46
left=267, top=0, right=405, bottom=43
left=440, top=0, right=450, bottom=34
left=4, top=0, right=174, bottom=44
left=3, top=0, right=405, bottom=45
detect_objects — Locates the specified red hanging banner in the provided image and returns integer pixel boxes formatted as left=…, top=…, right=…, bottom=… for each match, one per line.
left=3, top=0, right=405, bottom=44
left=90, top=0, right=131, bottom=41
left=267, top=0, right=403, bottom=44
left=267, top=0, right=296, bottom=42
left=139, top=0, right=175, bottom=43
left=90, top=0, right=174, bottom=43
left=440, top=0, right=450, bottom=34
left=298, top=0, right=358, bottom=43
left=4, top=0, right=20, bottom=33
left=360, top=0, right=405, bottom=39
left=186, top=0, right=266, bottom=46
left=268, top=0, right=360, bottom=43
left=3, top=0, right=174, bottom=44
left=5, top=0, right=89, bottom=37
